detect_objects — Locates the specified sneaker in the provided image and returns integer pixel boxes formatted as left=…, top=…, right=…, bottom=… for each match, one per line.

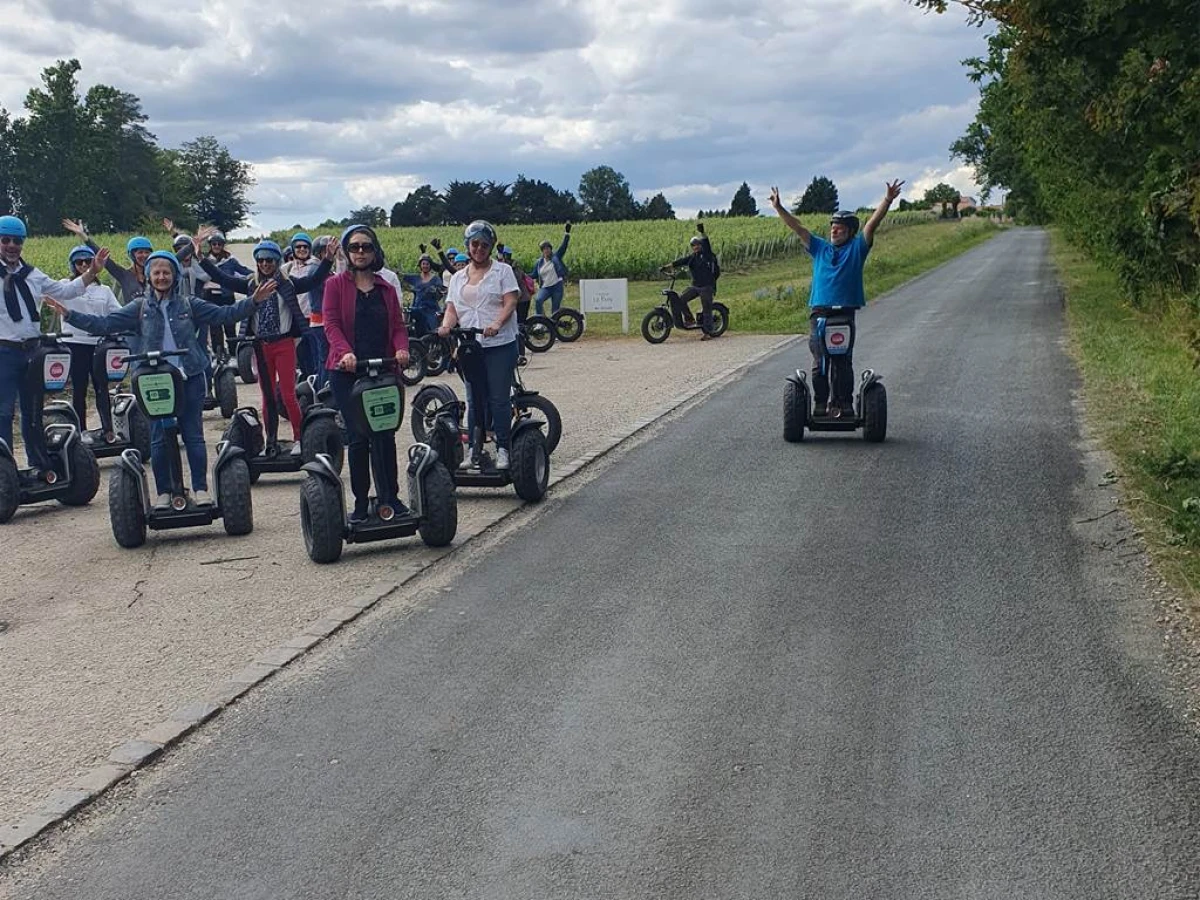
left=193, top=489, right=214, bottom=506
left=700, top=333, right=714, bottom=341
left=459, top=453, right=478, bottom=470
left=349, top=507, right=370, bottom=525
left=496, top=448, right=510, bottom=470
left=289, top=442, right=303, bottom=457
left=80, top=431, right=95, bottom=447
left=154, top=493, right=172, bottom=510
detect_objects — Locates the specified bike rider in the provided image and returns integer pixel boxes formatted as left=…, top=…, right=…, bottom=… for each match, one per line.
left=321, top=224, right=411, bottom=523
left=402, top=253, right=446, bottom=337
left=63, top=218, right=151, bottom=303
left=297, top=235, right=335, bottom=387
left=532, top=223, right=571, bottom=316
left=200, top=231, right=252, bottom=359
left=768, top=180, right=904, bottom=415
left=660, top=221, right=720, bottom=340
left=498, top=245, right=532, bottom=323
left=437, top=220, right=520, bottom=470
left=1, top=216, right=106, bottom=477
left=59, top=245, right=123, bottom=445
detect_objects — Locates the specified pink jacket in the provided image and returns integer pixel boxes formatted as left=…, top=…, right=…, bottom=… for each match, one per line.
left=322, top=270, right=409, bottom=370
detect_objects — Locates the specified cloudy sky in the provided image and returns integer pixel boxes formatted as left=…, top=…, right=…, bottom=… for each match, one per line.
left=3, top=0, right=990, bottom=233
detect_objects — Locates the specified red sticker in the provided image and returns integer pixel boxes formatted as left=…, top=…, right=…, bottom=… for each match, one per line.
left=49, top=362, right=65, bottom=378
left=830, top=333, right=845, bottom=346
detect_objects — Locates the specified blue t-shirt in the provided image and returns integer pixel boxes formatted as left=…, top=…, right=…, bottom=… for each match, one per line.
left=806, top=234, right=870, bottom=309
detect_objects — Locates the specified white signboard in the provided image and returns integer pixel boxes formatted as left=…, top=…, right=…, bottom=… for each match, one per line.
left=579, top=279, right=629, bottom=333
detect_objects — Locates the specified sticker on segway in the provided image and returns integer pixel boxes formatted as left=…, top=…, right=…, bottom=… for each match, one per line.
left=361, top=386, right=401, bottom=433
left=136, top=373, right=177, bottom=417
left=43, top=353, right=71, bottom=391
left=824, top=325, right=852, bottom=355
left=105, top=348, right=129, bottom=382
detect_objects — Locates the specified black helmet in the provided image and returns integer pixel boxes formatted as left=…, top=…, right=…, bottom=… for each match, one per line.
left=463, top=220, right=497, bottom=249
left=829, top=210, right=860, bottom=235
left=339, top=224, right=385, bottom=272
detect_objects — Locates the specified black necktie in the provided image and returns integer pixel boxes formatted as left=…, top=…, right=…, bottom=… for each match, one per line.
left=3, top=263, right=39, bottom=323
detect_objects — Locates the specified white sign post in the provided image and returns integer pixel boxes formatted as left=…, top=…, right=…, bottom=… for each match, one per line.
left=579, top=278, right=629, bottom=334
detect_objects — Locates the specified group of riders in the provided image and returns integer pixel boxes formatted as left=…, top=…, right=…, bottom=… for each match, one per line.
left=0, top=177, right=902, bottom=518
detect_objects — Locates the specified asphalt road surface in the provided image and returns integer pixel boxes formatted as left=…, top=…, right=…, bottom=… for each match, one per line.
left=6, top=228, right=1199, bottom=899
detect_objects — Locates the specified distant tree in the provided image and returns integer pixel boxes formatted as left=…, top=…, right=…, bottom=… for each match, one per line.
left=178, top=135, right=255, bottom=233
left=480, top=180, right=513, bottom=224
left=578, top=165, right=638, bottom=221
left=794, top=175, right=839, bottom=214
left=642, top=192, right=675, bottom=220
left=390, top=184, right=443, bottom=227
left=347, top=204, right=388, bottom=228
left=923, top=182, right=962, bottom=218
left=442, top=180, right=487, bottom=225
left=729, top=182, right=758, bottom=217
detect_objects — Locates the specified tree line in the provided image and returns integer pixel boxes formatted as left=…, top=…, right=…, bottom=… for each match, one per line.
left=912, top=0, right=1199, bottom=299
left=0, top=60, right=254, bottom=236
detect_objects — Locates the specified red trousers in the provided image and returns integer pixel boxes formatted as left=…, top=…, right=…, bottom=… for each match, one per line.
left=256, top=338, right=302, bottom=441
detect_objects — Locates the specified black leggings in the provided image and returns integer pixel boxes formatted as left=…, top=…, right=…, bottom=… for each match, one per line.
left=330, top=370, right=399, bottom=512
left=67, top=343, right=113, bottom=433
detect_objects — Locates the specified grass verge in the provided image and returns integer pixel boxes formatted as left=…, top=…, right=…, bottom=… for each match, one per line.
left=1054, top=231, right=1200, bottom=611
left=556, top=218, right=1002, bottom=337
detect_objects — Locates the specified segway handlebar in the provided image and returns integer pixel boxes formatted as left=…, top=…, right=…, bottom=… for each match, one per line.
left=353, top=357, right=399, bottom=375
left=39, top=331, right=76, bottom=342
left=123, top=349, right=188, bottom=364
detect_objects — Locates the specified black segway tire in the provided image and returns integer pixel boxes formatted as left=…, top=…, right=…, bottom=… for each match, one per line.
left=236, top=344, right=257, bottom=384
left=108, top=466, right=146, bottom=548
left=216, top=369, right=238, bottom=419
left=422, top=336, right=450, bottom=376
left=42, top=409, right=76, bottom=430
left=300, top=474, right=344, bottom=563
left=784, top=380, right=807, bottom=443
left=302, top=415, right=344, bottom=473
left=400, top=342, right=427, bottom=387
left=511, top=429, right=549, bottom=502
left=641, top=309, right=672, bottom=344
left=417, top=462, right=457, bottom=548
left=129, top=406, right=151, bottom=459
left=219, top=458, right=254, bottom=535
left=523, top=316, right=556, bottom=353
left=552, top=308, right=585, bottom=342
left=512, top=394, right=561, bottom=456
left=0, top=456, right=19, bottom=524
left=862, top=383, right=887, bottom=443
left=411, top=383, right=458, bottom=444
left=710, top=303, right=730, bottom=338
left=296, top=380, right=315, bottom=419
left=60, top=441, right=101, bottom=506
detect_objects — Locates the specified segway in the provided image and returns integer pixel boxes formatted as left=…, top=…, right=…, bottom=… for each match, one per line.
left=212, top=347, right=239, bottom=418
left=551, top=307, right=585, bottom=342
left=299, top=357, right=457, bottom=564
left=107, top=349, right=254, bottom=548
left=0, top=334, right=101, bottom=523
left=429, top=328, right=550, bottom=502
left=641, top=274, right=729, bottom=344
left=784, top=309, right=886, bottom=443
left=221, top=340, right=343, bottom=482
left=42, top=333, right=151, bottom=460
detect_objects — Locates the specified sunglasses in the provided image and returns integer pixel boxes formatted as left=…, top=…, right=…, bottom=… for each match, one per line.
left=73, top=258, right=93, bottom=266
left=0, top=236, right=24, bottom=246
left=346, top=242, right=375, bottom=253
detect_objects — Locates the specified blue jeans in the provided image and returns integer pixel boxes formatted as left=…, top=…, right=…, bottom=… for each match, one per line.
left=534, top=282, right=564, bottom=316
left=298, top=328, right=329, bottom=389
left=149, top=374, right=209, bottom=494
left=464, top=340, right=518, bottom=451
left=0, top=344, right=47, bottom=469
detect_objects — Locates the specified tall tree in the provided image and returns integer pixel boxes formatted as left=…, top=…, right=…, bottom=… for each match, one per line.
left=391, top=185, right=444, bottom=227
left=924, top=183, right=962, bottom=218
left=642, top=192, right=675, bottom=220
left=728, top=182, right=758, bottom=217
left=578, top=165, right=637, bottom=221
left=0, top=110, right=16, bottom=216
left=177, top=136, right=254, bottom=233
left=794, top=176, right=839, bottom=214
left=442, top=180, right=487, bottom=225
left=347, top=205, right=388, bottom=227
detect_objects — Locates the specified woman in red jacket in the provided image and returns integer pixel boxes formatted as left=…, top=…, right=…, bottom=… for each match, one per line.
left=323, top=224, right=411, bottom=522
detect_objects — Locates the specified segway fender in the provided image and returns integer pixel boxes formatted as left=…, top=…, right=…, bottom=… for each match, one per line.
left=786, top=369, right=808, bottom=387
left=405, top=442, right=438, bottom=519
left=511, top=416, right=546, bottom=439
left=112, top=394, right=135, bottom=417
left=303, top=453, right=345, bottom=524
left=300, top=405, right=337, bottom=430
left=0, top=437, right=15, bottom=464
left=45, top=399, right=80, bottom=428
left=212, top=440, right=246, bottom=474
left=117, top=448, right=151, bottom=511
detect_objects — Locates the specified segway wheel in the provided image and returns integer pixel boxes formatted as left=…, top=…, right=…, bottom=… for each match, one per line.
left=108, top=466, right=146, bottom=548
left=552, top=308, right=585, bottom=342
left=218, top=458, right=254, bottom=535
left=523, top=316, right=557, bottom=353
left=510, top=429, right=549, bottom=502
left=129, top=406, right=151, bottom=459
left=422, top=336, right=450, bottom=376
left=710, top=303, right=730, bottom=338
left=300, top=474, right=344, bottom=563
left=512, top=394, right=562, bottom=456
left=296, top=380, right=315, bottom=420
left=0, top=455, right=19, bottom=524
left=784, top=380, right=807, bottom=443
left=400, top=342, right=427, bottom=387
left=417, top=462, right=458, bottom=548
left=862, top=383, right=887, bottom=443
left=236, top=343, right=258, bottom=384
left=641, top=309, right=672, bottom=344
left=216, top=368, right=238, bottom=419
left=301, top=415, right=345, bottom=473
left=60, top=441, right=101, bottom=506
left=411, top=383, right=458, bottom=443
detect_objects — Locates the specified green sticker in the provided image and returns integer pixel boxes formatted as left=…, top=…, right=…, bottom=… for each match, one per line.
left=137, top=373, right=177, bottom=417
left=361, top=386, right=401, bottom=432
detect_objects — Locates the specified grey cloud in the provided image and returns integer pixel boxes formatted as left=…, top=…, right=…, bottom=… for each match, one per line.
left=41, top=0, right=206, bottom=50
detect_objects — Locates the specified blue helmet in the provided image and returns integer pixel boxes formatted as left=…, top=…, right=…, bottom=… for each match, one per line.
left=144, top=250, right=182, bottom=285
left=253, top=240, right=283, bottom=262
left=126, top=236, right=153, bottom=260
left=289, top=232, right=312, bottom=250
left=445, top=246, right=460, bottom=257
left=453, top=252, right=468, bottom=264
left=339, top=224, right=385, bottom=272
left=0, top=215, right=27, bottom=239
left=68, top=245, right=95, bottom=268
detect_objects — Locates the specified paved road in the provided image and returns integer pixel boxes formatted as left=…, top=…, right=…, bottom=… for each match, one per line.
left=6, top=229, right=1200, bottom=898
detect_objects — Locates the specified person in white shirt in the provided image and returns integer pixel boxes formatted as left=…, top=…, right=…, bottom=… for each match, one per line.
left=0, top=216, right=105, bottom=471
left=59, top=246, right=122, bottom=444
left=438, top=220, right=520, bottom=470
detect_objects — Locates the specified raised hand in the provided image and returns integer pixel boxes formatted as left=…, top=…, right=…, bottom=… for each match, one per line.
left=196, top=224, right=218, bottom=243
left=162, top=217, right=176, bottom=234
left=251, top=279, right=276, bottom=303
left=321, top=238, right=339, bottom=262
left=90, top=249, right=110, bottom=277
left=885, top=180, right=905, bottom=203
left=419, top=243, right=427, bottom=253
left=564, top=222, right=572, bottom=233
left=430, top=237, right=442, bottom=250
left=696, top=222, right=705, bottom=234
left=43, top=297, right=67, bottom=317
left=62, top=218, right=88, bottom=238
left=768, top=187, right=783, bottom=210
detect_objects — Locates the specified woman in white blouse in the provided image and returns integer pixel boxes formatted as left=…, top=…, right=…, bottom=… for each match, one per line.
left=438, top=220, right=519, bottom=470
